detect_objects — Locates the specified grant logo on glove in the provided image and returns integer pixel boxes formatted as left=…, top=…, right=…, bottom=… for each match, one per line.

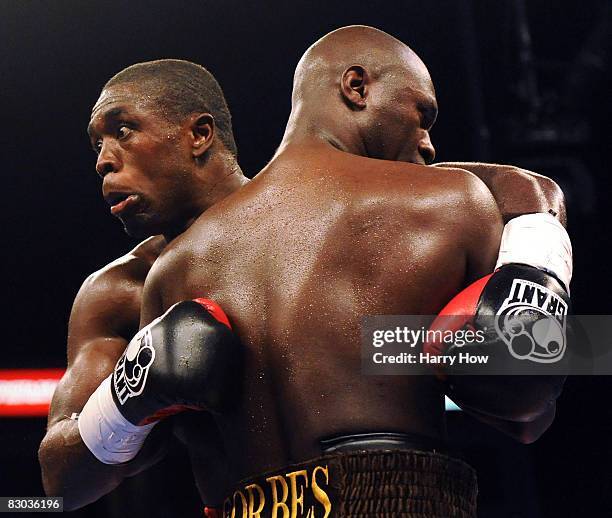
left=495, top=278, right=568, bottom=363
left=113, top=328, right=156, bottom=405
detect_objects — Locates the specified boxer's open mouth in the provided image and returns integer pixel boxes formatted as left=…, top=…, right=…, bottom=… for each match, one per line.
left=105, top=192, right=141, bottom=216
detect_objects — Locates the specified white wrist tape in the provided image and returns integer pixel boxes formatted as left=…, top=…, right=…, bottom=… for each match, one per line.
left=78, top=376, right=155, bottom=464
left=495, top=213, right=573, bottom=290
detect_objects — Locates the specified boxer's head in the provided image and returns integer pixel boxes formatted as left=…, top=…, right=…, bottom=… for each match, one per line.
left=288, top=25, right=437, bottom=165
left=88, top=59, right=243, bottom=240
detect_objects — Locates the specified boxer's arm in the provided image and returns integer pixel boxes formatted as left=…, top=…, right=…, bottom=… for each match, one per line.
left=447, top=174, right=565, bottom=439
left=456, top=170, right=503, bottom=283
left=434, top=162, right=566, bottom=226
left=438, top=164, right=569, bottom=440
left=39, top=270, right=170, bottom=511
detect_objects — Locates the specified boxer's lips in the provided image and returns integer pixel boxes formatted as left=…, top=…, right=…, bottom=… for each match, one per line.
left=105, top=193, right=142, bottom=216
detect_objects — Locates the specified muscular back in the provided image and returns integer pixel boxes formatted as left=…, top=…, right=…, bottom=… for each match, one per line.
left=143, top=142, right=502, bottom=482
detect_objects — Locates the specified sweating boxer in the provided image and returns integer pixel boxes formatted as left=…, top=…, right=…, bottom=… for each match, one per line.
left=38, top=59, right=248, bottom=510
left=110, top=26, right=569, bottom=517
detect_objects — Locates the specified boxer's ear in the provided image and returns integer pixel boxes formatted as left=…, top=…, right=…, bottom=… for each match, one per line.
left=191, top=113, right=215, bottom=159
left=341, top=65, right=369, bottom=109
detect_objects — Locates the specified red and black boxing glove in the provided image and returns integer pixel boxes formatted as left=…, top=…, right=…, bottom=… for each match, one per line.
left=425, top=264, right=571, bottom=372
left=78, top=298, right=241, bottom=464
left=424, top=213, right=572, bottom=419
left=111, top=298, right=240, bottom=425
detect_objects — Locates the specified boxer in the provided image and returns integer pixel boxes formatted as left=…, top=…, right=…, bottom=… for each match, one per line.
left=38, top=59, right=249, bottom=510
left=122, top=26, right=570, bottom=517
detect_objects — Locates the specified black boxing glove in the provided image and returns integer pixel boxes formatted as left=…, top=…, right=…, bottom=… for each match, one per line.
left=78, top=298, right=240, bottom=464
left=425, top=264, right=571, bottom=367
left=424, top=213, right=572, bottom=419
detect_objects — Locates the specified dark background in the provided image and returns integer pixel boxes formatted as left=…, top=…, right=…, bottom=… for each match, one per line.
left=1, top=0, right=611, bottom=516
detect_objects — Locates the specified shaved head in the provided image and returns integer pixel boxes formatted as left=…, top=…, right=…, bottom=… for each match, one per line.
left=293, top=25, right=432, bottom=106
left=284, top=26, right=437, bottom=165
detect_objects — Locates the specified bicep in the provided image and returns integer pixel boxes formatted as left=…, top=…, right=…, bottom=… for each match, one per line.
left=50, top=274, right=139, bottom=426
left=461, top=175, right=504, bottom=283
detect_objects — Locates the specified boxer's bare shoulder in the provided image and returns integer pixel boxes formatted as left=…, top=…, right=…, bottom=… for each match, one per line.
left=68, top=236, right=166, bottom=359
left=266, top=146, right=503, bottom=280
left=83, top=234, right=166, bottom=292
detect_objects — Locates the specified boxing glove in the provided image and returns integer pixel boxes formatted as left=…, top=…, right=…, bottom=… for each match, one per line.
left=426, top=211, right=572, bottom=363
left=78, top=298, right=240, bottom=464
left=425, top=263, right=570, bottom=369
left=424, top=213, right=572, bottom=419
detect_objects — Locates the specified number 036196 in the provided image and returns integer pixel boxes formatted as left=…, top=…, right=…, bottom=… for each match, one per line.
left=0, top=497, right=63, bottom=512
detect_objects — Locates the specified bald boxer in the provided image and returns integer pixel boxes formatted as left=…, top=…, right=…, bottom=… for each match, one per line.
left=127, top=26, right=569, bottom=517
left=38, top=59, right=248, bottom=510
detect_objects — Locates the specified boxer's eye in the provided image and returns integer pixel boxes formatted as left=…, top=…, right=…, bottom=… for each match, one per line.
left=418, top=102, right=438, bottom=130
left=116, top=125, right=132, bottom=140
left=93, top=139, right=102, bottom=154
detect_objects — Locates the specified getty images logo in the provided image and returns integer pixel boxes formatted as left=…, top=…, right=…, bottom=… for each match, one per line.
left=113, top=327, right=156, bottom=405
left=495, top=278, right=568, bottom=363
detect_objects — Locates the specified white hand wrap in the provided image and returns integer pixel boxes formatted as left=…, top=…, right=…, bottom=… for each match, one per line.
left=78, top=376, right=155, bottom=465
left=495, top=213, right=573, bottom=291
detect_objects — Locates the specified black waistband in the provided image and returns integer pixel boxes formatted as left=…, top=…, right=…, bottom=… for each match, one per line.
left=319, top=432, right=447, bottom=454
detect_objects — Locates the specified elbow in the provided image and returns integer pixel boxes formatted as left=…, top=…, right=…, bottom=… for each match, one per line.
left=515, top=429, right=545, bottom=445
left=38, top=434, right=60, bottom=498
left=535, top=175, right=567, bottom=226
left=515, top=402, right=558, bottom=444
left=504, top=375, right=565, bottom=422
left=38, top=429, right=86, bottom=512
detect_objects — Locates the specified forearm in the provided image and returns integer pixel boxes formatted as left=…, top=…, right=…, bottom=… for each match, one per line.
left=39, top=417, right=168, bottom=511
left=428, top=164, right=570, bottom=439
left=39, top=418, right=127, bottom=510
left=435, top=162, right=567, bottom=226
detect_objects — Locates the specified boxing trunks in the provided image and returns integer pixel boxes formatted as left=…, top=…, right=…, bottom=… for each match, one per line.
left=219, top=433, right=477, bottom=518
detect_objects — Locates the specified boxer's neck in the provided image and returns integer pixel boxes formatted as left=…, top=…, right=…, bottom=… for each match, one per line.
left=163, top=152, right=247, bottom=242
left=276, top=104, right=368, bottom=159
